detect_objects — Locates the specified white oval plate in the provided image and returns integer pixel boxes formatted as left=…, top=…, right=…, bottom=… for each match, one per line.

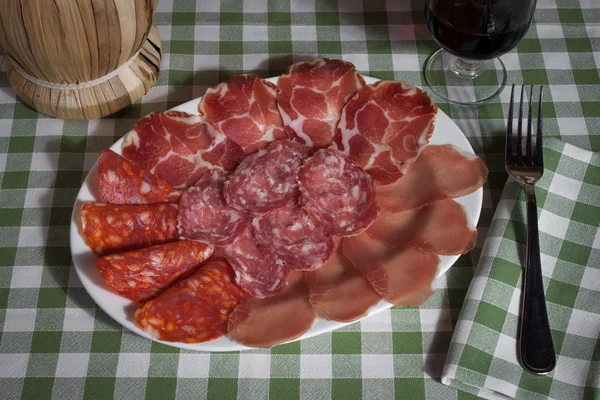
left=70, top=76, right=482, bottom=352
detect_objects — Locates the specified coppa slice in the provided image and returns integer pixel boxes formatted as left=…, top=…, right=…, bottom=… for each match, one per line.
left=97, top=149, right=182, bottom=204
left=299, top=148, right=378, bottom=236
left=333, top=81, right=438, bottom=185
left=252, top=205, right=334, bottom=271
left=121, top=111, right=244, bottom=189
left=80, top=202, right=179, bottom=256
left=219, top=227, right=289, bottom=298
left=277, top=58, right=365, bottom=149
left=135, top=259, right=246, bottom=343
left=224, top=139, right=309, bottom=213
left=305, top=238, right=381, bottom=322
left=199, top=74, right=286, bottom=154
left=178, top=170, right=252, bottom=246
left=368, top=199, right=477, bottom=255
left=343, top=233, right=439, bottom=306
left=94, top=241, right=214, bottom=302
left=376, top=145, right=488, bottom=213
left=227, top=270, right=316, bottom=348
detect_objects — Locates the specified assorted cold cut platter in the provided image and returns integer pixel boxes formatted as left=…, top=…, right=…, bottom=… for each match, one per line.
left=70, top=60, right=487, bottom=351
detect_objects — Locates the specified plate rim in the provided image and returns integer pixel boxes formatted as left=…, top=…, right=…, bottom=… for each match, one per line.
left=70, top=75, right=483, bottom=352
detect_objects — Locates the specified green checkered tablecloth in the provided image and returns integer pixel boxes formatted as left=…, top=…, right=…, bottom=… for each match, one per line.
left=0, top=0, right=598, bottom=399
left=442, top=138, right=600, bottom=399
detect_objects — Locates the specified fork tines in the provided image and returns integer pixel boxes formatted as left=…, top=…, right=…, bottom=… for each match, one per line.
left=506, top=84, right=543, bottom=167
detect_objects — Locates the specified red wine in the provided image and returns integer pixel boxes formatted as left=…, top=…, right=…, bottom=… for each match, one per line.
left=425, top=1, right=534, bottom=60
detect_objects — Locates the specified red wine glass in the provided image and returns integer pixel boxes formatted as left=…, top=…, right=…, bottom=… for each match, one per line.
left=424, top=0, right=536, bottom=104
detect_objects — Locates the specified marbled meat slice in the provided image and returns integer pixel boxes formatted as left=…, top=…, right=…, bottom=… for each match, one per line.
left=376, top=145, right=488, bottom=213
left=368, top=199, right=477, bottom=255
left=80, top=202, right=179, bottom=256
left=121, top=111, right=244, bottom=189
left=219, top=227, right=289, bottom=298
left=277, top=58, right=365, bottom=149
left=333, top=81, right=438, bottom=185
left=178, top=170, right=252, bottom=246
left=94, top=240, right=213, bottom=302
left=343, top=233, right=439, bottom=306
left=97, top=149, right=183, bottom=204
left=224, top=139, right=309, bottom=213
left=135, top=259, right=246, bottom=343
left=199, top=74, right=286, bottom=154
left=299, top=148, right=378, bottom=236
left=305, top=237, right=381, bottom=322
left=252, top=204, right=334, bottom=271
left=227, top=270, right=316, bottom=348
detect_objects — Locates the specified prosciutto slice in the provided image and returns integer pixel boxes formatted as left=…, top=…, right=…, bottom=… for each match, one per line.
left=368, top=199, right=477, bottom=255
left=227, top=271, right=316, bottom=348
left=305, top=238, right=381, bottom=322
left=122, top=111, right=244, bottom=189
left=343, top=233, right=439, bottom=306
left=277, top=58, right=365, bottom=148
left=333, top=81, right=438, bottom=185
left=199, top=74, right=286, bottom=154
left=376, top=145, right=488, bottom=213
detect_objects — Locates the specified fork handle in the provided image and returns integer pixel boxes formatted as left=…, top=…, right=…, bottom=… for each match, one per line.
left=519, top=184, right=556, bottom=374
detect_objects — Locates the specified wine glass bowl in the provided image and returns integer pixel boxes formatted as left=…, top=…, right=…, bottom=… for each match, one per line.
left=424, top=0, right=536, bottom=104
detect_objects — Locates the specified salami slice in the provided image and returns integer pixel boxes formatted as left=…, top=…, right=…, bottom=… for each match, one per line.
left=94, top=240, right=214, bottom=302
left=80, top=202, right=179, bottom=256
left=227, top=270, right=315, bottom=348
left=97, top=149, right=182, bottom=204
left=252, top=204, right=334, bottom=271
left=134, top=259, right=246, bottom=343
left=199, top=74, right=286, bottom=154
left=333, top=81, right=438, bottom=185
left=219, top=227, right=289, bottom=298
left=299, top=148, right=378, bottom=236
left=224, top=139, right=309, bottom=213
left=277, top=58, right=365, bottom=148
left=178, top=170, right=252, bottom=245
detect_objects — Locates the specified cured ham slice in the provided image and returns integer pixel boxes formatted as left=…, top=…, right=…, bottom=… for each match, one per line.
left=199, top=74, right=286, bottom=154
left=227, top=271, right=316, bottom=348
left=80, top=202, right=179, bottom=256
left=333, top=81, right=438, bottom=185
left=97, top=149, right=182, bottom=204
left=178, top=170, right=252, bottom=246
left=277, top=58, right=365, bottom=148
left=121, top=111, right=244, bottom=189
left=305, top=238, right=381, bottom=322
left=94, top=240, right=213, bottom=302
left=299, top=148, right=378, bottom=236
left=252, top=205, right=334, bottom=271
left=343, top=233, right=439, bottom=306
left=376, top=145, right=488, bottom=213
left=135, top=259, right=246, bottom=343
left=220, top=227, right=289, bottom=298
left=368, top=199, right=477, bottom=255
left=224, top=139, right=309, bottom=213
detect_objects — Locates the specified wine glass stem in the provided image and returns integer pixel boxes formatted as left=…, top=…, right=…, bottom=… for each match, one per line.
left=453, top=58, right=484, bottom=79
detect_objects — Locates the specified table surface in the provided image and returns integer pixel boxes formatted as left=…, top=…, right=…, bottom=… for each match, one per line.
left=1, top=1, right=599, bottom=399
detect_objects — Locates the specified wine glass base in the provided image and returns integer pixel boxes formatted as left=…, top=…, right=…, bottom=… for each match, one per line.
left=424, top=49, right=508, bottom=105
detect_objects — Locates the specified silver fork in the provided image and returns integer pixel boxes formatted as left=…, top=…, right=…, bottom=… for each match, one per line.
left=505, top=84, right=556, bottom=375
